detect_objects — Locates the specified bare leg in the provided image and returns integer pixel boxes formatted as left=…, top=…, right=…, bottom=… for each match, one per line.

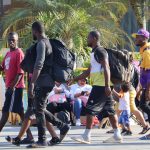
left=18, top=112, right=33, bottom=139
left=126, top=124, right=132, bottom=132
left=46, top=121, right=58, bottom=138
left=17, top=119, right=33, bottom=139
left=132, top=109, right=147, bottom=127
left=86, top=114, right=94, bottom=129
left=109, top=114, right=118, bottom=129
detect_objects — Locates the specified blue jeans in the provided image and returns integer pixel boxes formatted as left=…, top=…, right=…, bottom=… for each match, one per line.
left=74, top=99, right=82, bottom=119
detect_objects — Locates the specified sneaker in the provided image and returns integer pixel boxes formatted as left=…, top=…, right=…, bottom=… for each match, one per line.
left=5, top=136, right=21, bottom=146
left=76, top=119, right=81, bottom=126
left=60, top=124, right=71, bottom=142
left=106, top=129, right=114, bottom=134
left=121, top=129, right=128, bottom=135
left=20, top=137, right=35, bottom=144
left=71, top=135, right=91, bottom=144
left=123, top=131, right=132, bottom=136
left=140, top=135, right=150, bottom=140
left=48, top=137, right=60, bottom=146
left=5, top=136, right=13, bottom=143
left=103, top=136, right=122, bottom=143
left=27, top=141, right=48, bottom=148
left=139, top=126, right=150, bottom=134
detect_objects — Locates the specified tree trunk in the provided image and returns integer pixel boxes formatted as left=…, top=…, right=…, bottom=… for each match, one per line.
left=129, top=0, right=146, bottom=29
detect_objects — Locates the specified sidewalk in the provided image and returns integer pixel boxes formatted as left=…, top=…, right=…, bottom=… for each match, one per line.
left=0, top=125, right=150, bottom=150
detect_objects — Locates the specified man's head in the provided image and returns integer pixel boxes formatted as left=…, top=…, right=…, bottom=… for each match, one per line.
left=78, top=79, right=87, bottom=86
left=87, top=31, right=100, bottom=47
left=8, top=32, right=19, bottom=50
left=32, top=21, right=45, bottom=40
left=132, top=29, right=150, bottom=47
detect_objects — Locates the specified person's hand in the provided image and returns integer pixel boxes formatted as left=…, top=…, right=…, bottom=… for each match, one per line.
left=29, top=83, right=35, bottom=99
left=54, top=88, right=58, bottom=94
left=145, top=89, right=150, bottom=101
left=67, top=79, right=74, bottom=86
left=74, top=93, right=82, bottom=98
left=9, top=83, right=15, bottom=91
left=85, top=91, right=90, bottom=96
left=105, top=86, right=112, bottom=96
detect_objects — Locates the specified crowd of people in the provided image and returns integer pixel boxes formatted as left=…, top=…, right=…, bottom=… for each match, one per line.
left=0, top=21, right=150, bottom=148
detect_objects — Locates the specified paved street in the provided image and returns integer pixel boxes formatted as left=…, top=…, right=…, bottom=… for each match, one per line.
left=0, top=125, right=150, bottom=150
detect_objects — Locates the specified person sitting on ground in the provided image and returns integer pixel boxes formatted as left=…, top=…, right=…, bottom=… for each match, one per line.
left=47, top=81, right=70, bottom=104
left=70, top=78, right=92, bottom=126
left=46, top=81, right=72, bottom=124
left=113, top=83, right=132, bottom=136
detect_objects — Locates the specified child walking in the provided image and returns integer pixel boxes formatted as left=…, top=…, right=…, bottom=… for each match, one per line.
left=113, top=83, right=132, bottom=135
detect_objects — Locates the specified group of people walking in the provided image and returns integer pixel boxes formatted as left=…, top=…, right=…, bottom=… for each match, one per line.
left=0, top=21, right=150, bottom=148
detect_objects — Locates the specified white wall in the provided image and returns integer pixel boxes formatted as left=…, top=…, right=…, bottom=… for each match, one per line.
left=3, top=0, right=11, bottom=6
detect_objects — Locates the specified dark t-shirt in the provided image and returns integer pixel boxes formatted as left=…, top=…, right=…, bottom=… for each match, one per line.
left=93, top=47, right=108, bottom=63
left=35, top=38, right=54, bottom=88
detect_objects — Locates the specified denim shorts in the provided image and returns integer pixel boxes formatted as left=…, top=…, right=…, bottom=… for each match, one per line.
left=119, top=110, right=130, bottom=125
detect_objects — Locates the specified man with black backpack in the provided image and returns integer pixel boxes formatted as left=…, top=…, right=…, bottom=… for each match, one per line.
left=27, top=21, right=70, bottom=148
left=70, top=31, right=122, bottom=144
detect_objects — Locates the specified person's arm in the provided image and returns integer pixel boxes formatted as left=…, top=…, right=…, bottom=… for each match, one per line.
left=29, top=40, right=46, bottom=98
left=31, top=41, right=46, bottom=84
left=74, top=66, right=91, bottom=82
left=10, top=74, right=23, bottom=89
left=112, top=89, right=121, bottom=98
left=100, top=57, right=110, bottom=87
left=10, top=50, right=24, bottom=89
left=98, top=50, right=111, bottom=96
left=68, top=66, right=91, bottom=86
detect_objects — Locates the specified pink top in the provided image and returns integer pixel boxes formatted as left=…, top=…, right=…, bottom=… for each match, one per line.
left=2, top=48, right=25, bottom=88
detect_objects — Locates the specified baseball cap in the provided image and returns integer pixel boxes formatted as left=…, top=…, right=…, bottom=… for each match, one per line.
left=132, top=28, right=150, bottom=39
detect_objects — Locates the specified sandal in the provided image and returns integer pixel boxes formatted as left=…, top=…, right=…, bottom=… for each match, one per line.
left=139, top=126, right=150, bottom=134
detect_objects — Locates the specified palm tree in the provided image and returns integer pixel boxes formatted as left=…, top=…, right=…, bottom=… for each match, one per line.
left=0, top=0, right=134, bottom=62
left=129, top=0, right=148, bottom=29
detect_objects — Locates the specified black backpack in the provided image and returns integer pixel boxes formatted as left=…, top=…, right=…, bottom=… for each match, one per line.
left=50, top=39, right=75, bottom=82
left=94, top=47, right=131, bottom=84
left=20, top=39, right=75, bottom=82
left=20, top=43, right=37, bottom=73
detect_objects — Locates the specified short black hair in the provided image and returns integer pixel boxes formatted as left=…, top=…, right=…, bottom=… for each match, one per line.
left=121, top=82, right=130, bottom=93
left=8, top=32, right=18, bottom=37
left=89, top=31, right=100, bottom=41
left=32, top=21, right=45, bottom=33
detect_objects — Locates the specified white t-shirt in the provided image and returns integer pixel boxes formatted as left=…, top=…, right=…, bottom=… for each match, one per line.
left=118, top=91, right=130, bottom=111
left=47, top=84, right=70, bottom=98
left=70, top=83, right=92, bottom=100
